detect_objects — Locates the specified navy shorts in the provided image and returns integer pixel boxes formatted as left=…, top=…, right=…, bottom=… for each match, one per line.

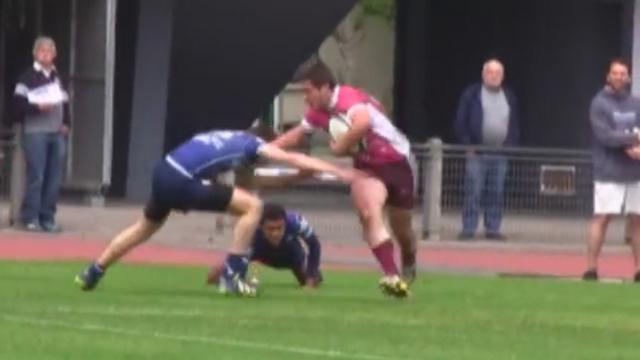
left=143, top=160, right=234, bottom=222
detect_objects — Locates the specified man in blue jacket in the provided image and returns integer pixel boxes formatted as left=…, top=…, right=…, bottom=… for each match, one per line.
left=454, top=58, right=519, bottom=240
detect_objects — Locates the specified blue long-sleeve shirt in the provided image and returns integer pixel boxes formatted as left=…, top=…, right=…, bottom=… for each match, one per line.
left=166, top=130, right=264, bottom=179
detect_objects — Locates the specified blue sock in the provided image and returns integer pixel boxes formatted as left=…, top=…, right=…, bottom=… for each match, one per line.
left=88, top=263, right=105, bottom=278
left=224, top=254, right=249, bottom=279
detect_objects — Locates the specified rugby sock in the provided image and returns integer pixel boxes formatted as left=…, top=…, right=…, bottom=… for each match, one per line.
left=371, top=240, right=399, bottom=276
left=225, top=254, right=250, bottom=278
left=88, top=262, right=105, bottom=277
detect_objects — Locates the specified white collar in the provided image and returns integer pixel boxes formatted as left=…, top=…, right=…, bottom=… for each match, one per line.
left=33, top=61, right=55, bottom=77
left=329, top=85, right=341, bottom=109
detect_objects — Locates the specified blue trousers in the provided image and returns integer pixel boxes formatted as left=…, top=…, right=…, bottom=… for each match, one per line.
left=21, top=132, right=66, bottom=225
left=461, top=154, right=508, bottom=235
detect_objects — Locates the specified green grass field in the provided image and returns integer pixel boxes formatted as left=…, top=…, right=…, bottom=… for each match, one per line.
left=1, top=261, right=639, bottom=360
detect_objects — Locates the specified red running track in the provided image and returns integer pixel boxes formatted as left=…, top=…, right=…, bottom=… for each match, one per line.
left=0, top=233, right=636, bottom=280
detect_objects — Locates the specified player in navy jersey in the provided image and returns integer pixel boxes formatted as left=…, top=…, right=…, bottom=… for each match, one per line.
left=208, top=203, right=323, bottom=288
left=75, top=130, right=354, bottom=296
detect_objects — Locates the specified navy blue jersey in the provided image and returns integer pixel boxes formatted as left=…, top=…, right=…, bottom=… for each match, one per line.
left=251, top=212, right=321, bottom=278
left=166, top=130, right=264, bottom=179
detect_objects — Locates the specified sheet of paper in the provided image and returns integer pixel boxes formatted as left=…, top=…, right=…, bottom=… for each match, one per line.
left=27, top=82, right=68, bottom=105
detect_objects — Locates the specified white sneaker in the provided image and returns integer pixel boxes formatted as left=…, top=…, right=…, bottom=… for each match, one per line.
left=218, top=274, right=258, bottom=297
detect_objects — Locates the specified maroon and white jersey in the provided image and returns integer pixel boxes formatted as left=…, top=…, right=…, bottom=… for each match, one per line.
left=300, top=85, right=411, bottom=165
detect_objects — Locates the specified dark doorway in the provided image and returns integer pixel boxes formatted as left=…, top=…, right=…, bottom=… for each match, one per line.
left=0, top=0, right=73, bottom=125
left=109, top=0, right=139, bottom=197
left=396, top=0, right=630, bottom=148
left=1, top=0, right=46, bottom=129
left=164, top=0, right=357, bottom=150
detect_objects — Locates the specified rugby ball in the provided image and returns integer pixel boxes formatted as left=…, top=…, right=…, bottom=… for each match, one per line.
left=328, top=116, right=362, bottom=154
left=328, top=116, right=351, bottom=142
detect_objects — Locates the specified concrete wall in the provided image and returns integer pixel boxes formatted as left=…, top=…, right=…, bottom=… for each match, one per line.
left=633, top=0, right=640, bottom=95
left=278, top=6, right=396, bottom=129
left=125, top=0, right=173, bottom=200
left=320, top=12, right=396, bottom=113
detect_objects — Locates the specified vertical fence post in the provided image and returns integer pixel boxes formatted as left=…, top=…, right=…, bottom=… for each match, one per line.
left=9, top=125, right=24, bottom=226
left=422, top=138, right=443, bottom=241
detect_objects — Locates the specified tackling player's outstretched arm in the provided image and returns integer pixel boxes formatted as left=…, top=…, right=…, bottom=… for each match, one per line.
left=251, top=170, right=314, bottom=189
left=271, top=124, right=307, bottom=149
left=258, top=144, right=354, bottom=183
left=330, top=107, right=370, bottom=157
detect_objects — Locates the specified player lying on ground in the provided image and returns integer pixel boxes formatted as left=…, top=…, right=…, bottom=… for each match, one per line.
left=75, top=129, right=354, bottom=296
left=207, top=203, right=323, bottom=288
left=273, top=60, right=417, bottom=298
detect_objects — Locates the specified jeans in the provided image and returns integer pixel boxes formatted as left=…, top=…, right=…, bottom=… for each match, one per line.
left=21, top=132, right=66, bottom=225
left=461, top=154, right=508, bottom=235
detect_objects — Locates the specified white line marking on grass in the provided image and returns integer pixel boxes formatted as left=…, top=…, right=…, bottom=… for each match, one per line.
left=50, top=305, right=427, bottom=327
left=54, top=305, right=204, bottom=317
left=2, top=314, right=415, bottom=360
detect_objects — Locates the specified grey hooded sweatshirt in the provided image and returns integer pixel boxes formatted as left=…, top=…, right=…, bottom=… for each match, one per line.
left=590, top=87, right=640, bottom=182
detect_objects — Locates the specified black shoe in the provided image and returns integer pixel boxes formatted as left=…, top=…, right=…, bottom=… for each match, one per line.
left=582, top=269, right=598, bottom=281
left=634, top=271, right=640, bottom=283
left=401, top=250, right=417, bottom=284
left=457, top=232, right=474, bottom=241
left=75, top=263, right=105, bottom=291
left=485, top=232, right=507, bottom=241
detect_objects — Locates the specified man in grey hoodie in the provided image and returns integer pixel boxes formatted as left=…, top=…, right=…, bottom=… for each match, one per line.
left=585, top=58, right=640, bottom=282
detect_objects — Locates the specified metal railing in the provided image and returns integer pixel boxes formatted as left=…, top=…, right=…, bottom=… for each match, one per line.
left=414, top=139, right=599, bottom=243
left=0, top=139, right=15, bottom=195
left=0, top=131, right=19, bottom=227
left=0, top=133, right=612, bottom=245
left=254, top=140, right=601, bottom=246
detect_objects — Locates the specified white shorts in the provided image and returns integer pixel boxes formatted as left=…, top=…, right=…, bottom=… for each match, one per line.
left=594, top=181, right=640, bottom=215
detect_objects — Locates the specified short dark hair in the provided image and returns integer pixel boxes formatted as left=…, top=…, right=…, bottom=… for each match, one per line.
left=294, top=59, right=336, bottom=89
left=246, top=121, right=276, bottom=142
left=609, top=58, right=630, bottom=73
left=261, top=203, right=287, bottom=223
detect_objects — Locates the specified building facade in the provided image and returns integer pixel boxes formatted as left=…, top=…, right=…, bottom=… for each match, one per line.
left=1, top=0, right=639, bottom=201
